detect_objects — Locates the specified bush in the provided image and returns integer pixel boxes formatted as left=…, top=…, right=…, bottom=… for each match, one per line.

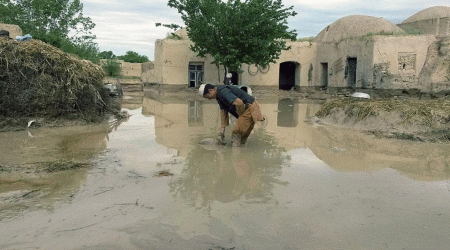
left=102, top=59, right=122, bottom=77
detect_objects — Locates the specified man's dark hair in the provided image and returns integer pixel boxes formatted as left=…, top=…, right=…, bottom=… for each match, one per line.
left=203, top=84, right=215, bottom=95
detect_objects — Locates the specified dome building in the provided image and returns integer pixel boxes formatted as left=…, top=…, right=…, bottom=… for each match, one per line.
left=315, top=15, right=405, bottom=44
left=142, top=6, right=449, bottom=93
left=398, top=6, right=450, bottom=37
left=313, top=15, right=436, bottom=90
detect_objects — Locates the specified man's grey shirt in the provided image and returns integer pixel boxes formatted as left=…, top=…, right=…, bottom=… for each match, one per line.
left=216, top=85, right=255, bottom=118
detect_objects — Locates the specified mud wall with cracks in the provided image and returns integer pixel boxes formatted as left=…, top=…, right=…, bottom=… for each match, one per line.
left=419, top=37, right=450, bottom=92
left=371, top=35, right=436, bottom=90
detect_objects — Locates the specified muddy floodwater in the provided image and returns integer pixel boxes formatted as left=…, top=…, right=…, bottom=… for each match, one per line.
left=2, top=91, right=450, bottom=250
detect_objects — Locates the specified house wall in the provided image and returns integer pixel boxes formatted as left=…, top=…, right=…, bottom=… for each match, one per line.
left=153, top=36, right=316, bottom=88
left=141, top=62, right=157, bottom=83
left=372, top=35, right=436, bottom=90
left=100, top=59, right=143, bottom=78
left=240, top=41, right=316, bottom=88
left=120, top=61, right=142, bottom=77
left=153, top=37, right=224, bottom=86
left=314, top=38, right=375, bottom=88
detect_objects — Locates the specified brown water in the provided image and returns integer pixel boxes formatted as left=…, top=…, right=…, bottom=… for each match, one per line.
left=1, top=92, right=450, bottom=250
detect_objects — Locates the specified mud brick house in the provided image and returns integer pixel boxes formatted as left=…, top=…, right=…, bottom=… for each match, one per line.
left=142, top=6, right=450, bottom=93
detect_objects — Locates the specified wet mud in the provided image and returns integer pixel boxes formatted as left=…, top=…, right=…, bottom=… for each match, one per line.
left=1, top=90, right=450, bottom=249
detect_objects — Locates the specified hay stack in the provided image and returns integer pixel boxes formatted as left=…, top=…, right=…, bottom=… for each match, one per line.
left=0, top=38, right=106, bottom=118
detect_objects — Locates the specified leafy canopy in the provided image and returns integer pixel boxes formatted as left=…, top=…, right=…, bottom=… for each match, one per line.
left=117, top=51, right=149, bottom=63
left=99, top=51, right=116, bottom=59
left=0, top=0, right=98, bottom=61
left=167, top=0, right=297, bottom=72
left=102, top=59, right=122, bottom=77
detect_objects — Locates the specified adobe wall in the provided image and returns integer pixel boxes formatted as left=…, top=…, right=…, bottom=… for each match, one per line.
left=372, top=35, right=436, bottom=90
left=100, top=59, right=143, bottom=78
left=418, top=37, right=450, bottom=92
left=154, top=38, right=223, bottom=86
left=314, top=38, right=376, bottom=88
left=0, top=24, right=22, bottom=39
left=153, top=36, right=316, bottom=88
left=240, top=41, right=316, bottom=87
left=141, top=62, right=157, bottom=83
left=120, top=61, right=142, bottom=78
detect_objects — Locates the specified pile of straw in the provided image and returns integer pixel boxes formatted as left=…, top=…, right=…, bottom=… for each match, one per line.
left=316, top=97, right=450, bottom=131
left=0, top=38, right=107, bottom=118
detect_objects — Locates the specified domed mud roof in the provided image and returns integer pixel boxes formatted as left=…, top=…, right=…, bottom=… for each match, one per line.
left=401, top=6, right=450, bottom=24
left=315, top=15, right=404, bottom=43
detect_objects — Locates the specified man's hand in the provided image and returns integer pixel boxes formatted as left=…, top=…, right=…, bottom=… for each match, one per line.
left=216, top=132, right=226, bottom=145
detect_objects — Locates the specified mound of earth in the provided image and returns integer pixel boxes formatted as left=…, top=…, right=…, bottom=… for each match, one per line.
left=313, top=97, right=450, bottom=142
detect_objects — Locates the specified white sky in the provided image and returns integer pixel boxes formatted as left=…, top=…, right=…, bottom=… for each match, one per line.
left=81, top=0, right=450, bottom=60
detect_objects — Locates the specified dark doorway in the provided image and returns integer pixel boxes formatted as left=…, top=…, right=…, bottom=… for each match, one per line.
left=277, top=98, right=298, bottom=127
left=347, top=58, right=357, bottom=88
left=279, top=62, right=298, bottom=90
left=320, top=63, right=328, bottom=88
left=230, top=71, right=239, bottom=85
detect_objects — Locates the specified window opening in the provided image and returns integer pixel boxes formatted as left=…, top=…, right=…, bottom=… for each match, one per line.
left=189, top=63, right=204, bottom=88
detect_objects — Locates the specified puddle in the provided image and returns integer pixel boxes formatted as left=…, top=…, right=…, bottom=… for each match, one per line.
left=1, top=93, right=450, bottom=249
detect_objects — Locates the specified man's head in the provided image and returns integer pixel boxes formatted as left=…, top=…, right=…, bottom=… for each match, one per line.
left=198, top=84, right=217, bottom=100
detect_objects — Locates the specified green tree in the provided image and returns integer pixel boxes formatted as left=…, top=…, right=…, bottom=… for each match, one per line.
left=99, top=51, right=116, bottom=59
left=0, top=0, right=98, bottom=61
left=167, top=0, right=297, bottom=73
left=117, top=51, right=149, bottom=63
left=102, top=59, right=122, bottom=77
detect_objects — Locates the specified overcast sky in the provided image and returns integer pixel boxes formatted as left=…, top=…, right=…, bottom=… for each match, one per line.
left=81, top=0, right=450, bottom=61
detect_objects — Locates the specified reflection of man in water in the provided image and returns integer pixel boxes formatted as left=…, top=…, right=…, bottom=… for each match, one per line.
left=199, top=83, right=265, bottom=146
left=214, top=147, right=261, bottom=203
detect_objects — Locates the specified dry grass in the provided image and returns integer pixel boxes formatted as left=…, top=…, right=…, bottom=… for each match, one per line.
left=315, top=97, right=450, bottom=141
left=0, top=38, right=107, bottom=118
left=316, top=98, right=450, bottom=127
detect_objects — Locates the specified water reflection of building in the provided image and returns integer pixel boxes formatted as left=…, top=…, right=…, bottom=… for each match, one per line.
left=142, top=95, right=322, bottom=155
left=142, top=94, right=450, bottom=183
left=277, top=98, right=298, bottom=127
left=142, top=96, right=220, bottom=157
left=308, top=125, right=450, bottom=181
left=120, top=92, right=144, bottom=110
left=142, top=95, right=319, bottom=205
left=258, top=98, right=321, bottom=150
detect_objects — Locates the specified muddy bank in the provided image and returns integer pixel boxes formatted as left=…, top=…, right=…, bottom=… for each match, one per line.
left=313, top=97, right=450, bottom=142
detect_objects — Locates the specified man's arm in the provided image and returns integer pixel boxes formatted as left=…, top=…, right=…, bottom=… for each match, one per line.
left=233, top=98, right=246, bottom=116
left=217, top=109, right=229, bottom=144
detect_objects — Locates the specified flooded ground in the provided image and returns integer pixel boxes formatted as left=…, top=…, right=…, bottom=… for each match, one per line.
left=1, top=91, right=450, bottom=249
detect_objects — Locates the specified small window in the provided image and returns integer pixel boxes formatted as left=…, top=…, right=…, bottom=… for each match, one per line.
left=189, top=62, right=204, bottom=88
